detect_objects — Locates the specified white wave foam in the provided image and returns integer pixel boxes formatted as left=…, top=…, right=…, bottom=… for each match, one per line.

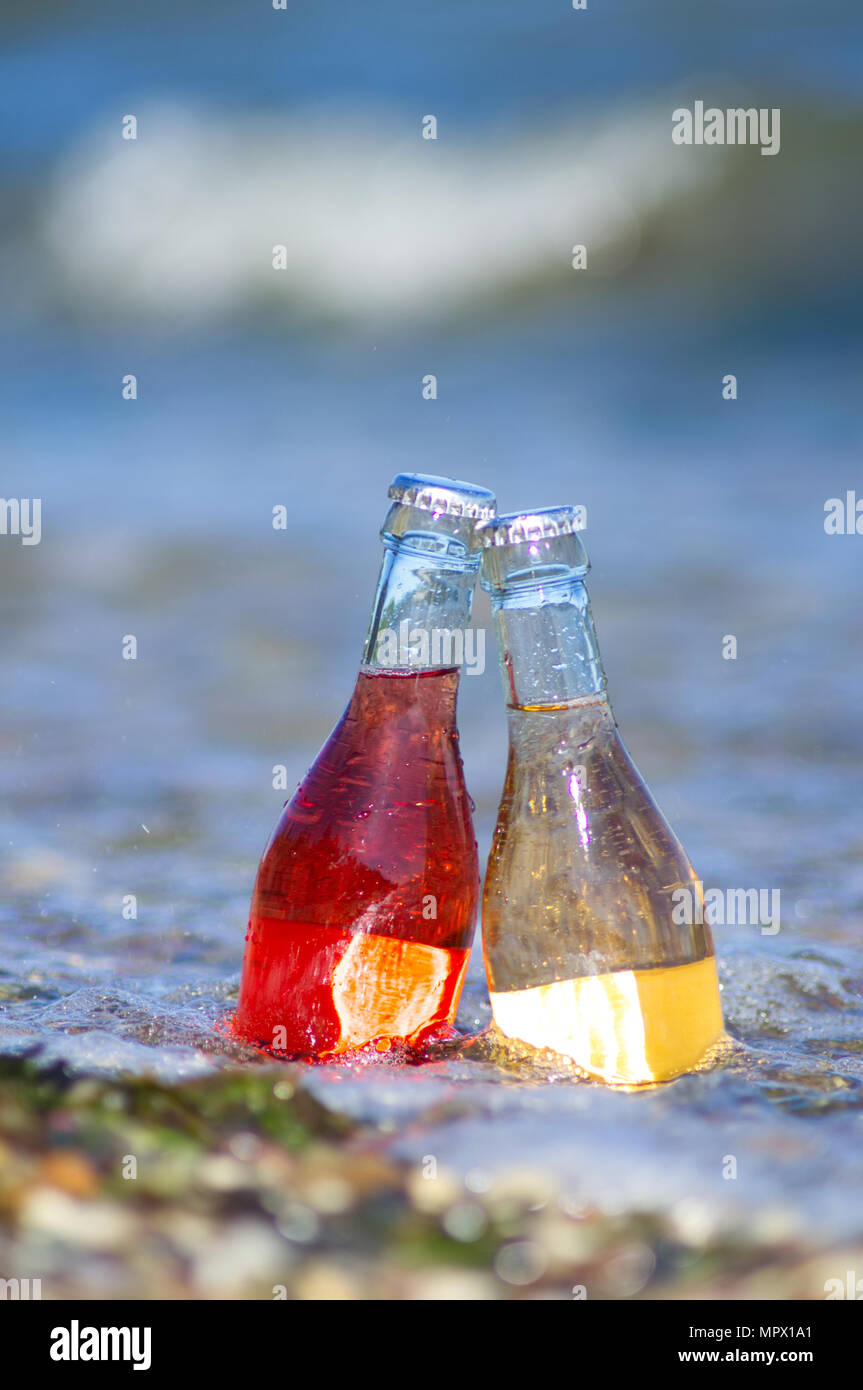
left=44, top=103, right=722, bottom=323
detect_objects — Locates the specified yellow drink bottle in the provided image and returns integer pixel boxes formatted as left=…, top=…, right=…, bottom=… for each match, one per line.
left=478, top=508, right=724, bottom=1085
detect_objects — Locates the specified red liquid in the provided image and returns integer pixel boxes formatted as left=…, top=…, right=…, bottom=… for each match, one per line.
left=234, top=668, right=479, bottom=1057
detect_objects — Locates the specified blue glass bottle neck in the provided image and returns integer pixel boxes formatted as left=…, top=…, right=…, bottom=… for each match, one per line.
left=490, top=576, right=607, bottom=708
left=362, top=535, right=479, bottom=673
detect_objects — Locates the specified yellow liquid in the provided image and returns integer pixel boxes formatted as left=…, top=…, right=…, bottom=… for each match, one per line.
left=490, top=954, right=723, bottom=1085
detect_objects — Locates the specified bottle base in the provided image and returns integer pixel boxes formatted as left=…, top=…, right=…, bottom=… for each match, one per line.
left=235, top=918, right=470, bottom=1058
left=490, top=955, right=724, bottom=1086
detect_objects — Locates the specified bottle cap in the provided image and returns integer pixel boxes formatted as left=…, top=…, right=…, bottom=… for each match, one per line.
left=478, top=505, right=585, bottom=547
left=388, top=474, right=497, bottom=522
left=478, top=506, right=589, bottom=591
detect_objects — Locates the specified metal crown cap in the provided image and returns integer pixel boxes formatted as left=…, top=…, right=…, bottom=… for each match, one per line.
left=478, top=505, right=584, bottom=547
left=388, top=473, right=497, bottom=522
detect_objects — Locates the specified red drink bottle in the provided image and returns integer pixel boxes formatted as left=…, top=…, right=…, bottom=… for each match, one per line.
left=234, top=474, right=496, bottom=1058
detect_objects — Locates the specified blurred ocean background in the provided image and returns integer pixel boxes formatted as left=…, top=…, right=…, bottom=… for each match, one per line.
left=1, top=0, right=863, bottom=1297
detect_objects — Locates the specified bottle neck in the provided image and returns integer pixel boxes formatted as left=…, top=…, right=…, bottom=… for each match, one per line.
left=490, top=576, right=607, bottom=708
left=362, top=536, right=479, bottom=673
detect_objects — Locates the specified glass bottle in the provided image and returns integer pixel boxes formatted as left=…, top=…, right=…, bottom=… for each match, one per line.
left=478, top=507, right=724, bottom=1085
left=234, top=474, right=495, bottom=1058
